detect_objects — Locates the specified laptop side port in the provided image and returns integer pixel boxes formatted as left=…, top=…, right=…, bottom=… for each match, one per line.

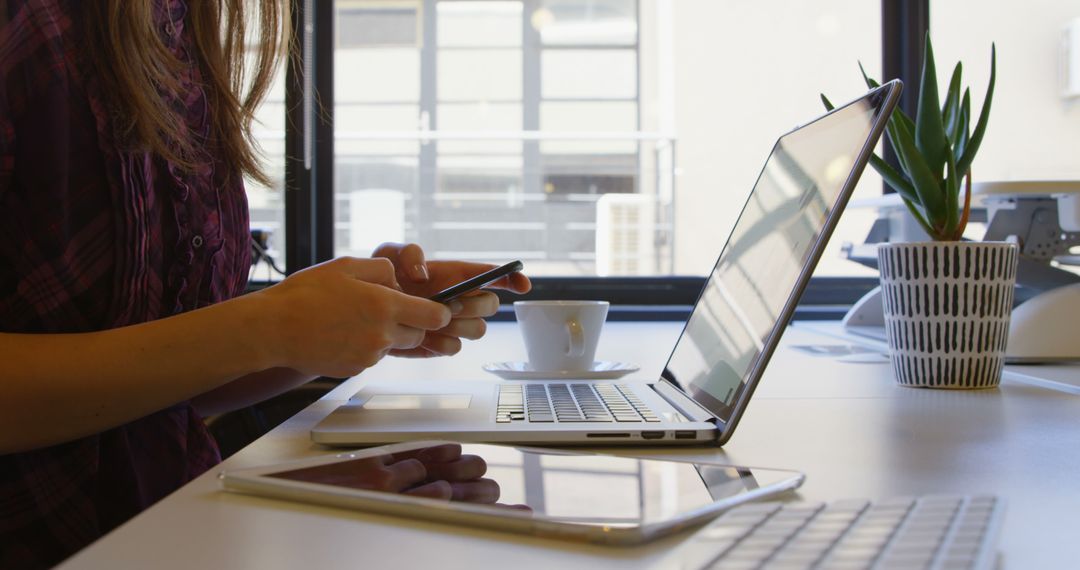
left=641, top=431, right=665, bottom=440
left=586, top=433, right=631, bottom=438
left=674, top=430, right=696, bottom=440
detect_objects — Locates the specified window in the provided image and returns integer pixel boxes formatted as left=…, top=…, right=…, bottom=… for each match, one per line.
left=328, top=0, right=883, bottom=283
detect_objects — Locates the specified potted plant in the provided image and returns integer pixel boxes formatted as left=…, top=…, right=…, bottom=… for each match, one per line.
left=823, top=35, right=1017, bottom=389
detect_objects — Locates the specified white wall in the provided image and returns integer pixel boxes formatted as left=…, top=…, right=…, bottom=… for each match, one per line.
left=933, top=0, right=1080, bottom=181
left=661, top=0, right=882, bottom=275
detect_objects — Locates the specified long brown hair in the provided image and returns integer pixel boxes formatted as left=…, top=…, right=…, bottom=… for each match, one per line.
left=81, top=0, right=287, bottom=187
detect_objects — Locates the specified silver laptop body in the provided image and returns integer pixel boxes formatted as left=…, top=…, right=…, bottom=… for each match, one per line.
left=312, top=81, right=902, bottom=447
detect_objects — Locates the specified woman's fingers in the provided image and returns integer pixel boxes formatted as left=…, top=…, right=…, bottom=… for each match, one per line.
left=485, top=270, right=531, bottom=294
left=372, top=242, right=430, bottom=284
left=448, top=292, right=500, bottom=318
left=386, top=315, right=487, bottom=358
left=401, top=479, right=501, bottom=504
left=380, top=288, right=451, bottom=331
left=396, top=443, right=463, bottom=464
left=439, top=318, right=487, bottom=340
left=446, top=479, right=502, bottom=504
left=386, top=346, right=437, bottom=358
left=418, top=333, right=462, bottom=356
left=391, top=325, right=427, bottom=350
left=331, top=256, right=400, bottom=289
left=383, top=458, right=428, bottom=491
left=403, top=480, right=453, bottom=501
left=422, top=454, right=488, bottom=482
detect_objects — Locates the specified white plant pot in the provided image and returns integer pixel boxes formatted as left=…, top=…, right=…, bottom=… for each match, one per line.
left=877, top=241, right=1019, bottom=389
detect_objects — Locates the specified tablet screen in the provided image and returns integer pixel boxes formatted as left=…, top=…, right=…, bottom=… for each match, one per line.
left=263, top=443, right=797, bottom=529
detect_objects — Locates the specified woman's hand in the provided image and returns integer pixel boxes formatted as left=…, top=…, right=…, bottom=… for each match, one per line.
left=270, top=443, right=501, bottom=503
left=372, top=243, right=532, bottom=357
left=252, top=257, right=452, bottom=378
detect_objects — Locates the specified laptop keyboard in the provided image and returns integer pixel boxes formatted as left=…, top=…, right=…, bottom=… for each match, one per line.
left=495, top=383, right=660, bottom=423
left=676, top=495, right=1002, bottom=570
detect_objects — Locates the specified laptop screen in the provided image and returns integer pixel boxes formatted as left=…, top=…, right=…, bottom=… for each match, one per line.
left=662, top=84, right=897, bottom=424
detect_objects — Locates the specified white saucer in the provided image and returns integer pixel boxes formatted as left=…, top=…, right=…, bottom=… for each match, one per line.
left=482, top=361, right=640, bottom=380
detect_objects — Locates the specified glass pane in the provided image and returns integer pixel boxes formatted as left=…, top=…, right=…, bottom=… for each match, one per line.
left=248, top=51, right=287, bottom=281
left=438, top=1, right=523, bottom=47
left=533, top=0, right=637, bottom=46
left=336, top=5, right=419, bottom=48
left=428, top=152, right=531, bottom=264
left=336, top=48, right=420, bottom=103
left=438, top=49, right=522, bottom=102
left=542, top=49, right=636, bottom=99
left=335, top=1, right=423, bottom=259
left=336, top=157, right=418, bottom=257
left=337, top=104, right=421, bottom=134
left=540, top=101, right=636, bottom=154
left=438, top=102, right=523, bottom=154
left=438, top=102, right=522, bottom=130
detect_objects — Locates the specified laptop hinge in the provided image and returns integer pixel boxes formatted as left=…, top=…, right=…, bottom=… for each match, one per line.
left=652, top=380, right=718, bottom=424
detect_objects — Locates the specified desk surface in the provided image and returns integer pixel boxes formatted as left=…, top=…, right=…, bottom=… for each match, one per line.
left=61, top=322, right=1080, bottom=569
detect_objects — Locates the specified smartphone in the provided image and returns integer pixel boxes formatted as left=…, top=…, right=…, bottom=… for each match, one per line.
left=428, top=260, right=524, bottom=304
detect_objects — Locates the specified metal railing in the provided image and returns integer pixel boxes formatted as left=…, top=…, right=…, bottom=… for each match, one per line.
left=248, top=130, right=678, bottom=275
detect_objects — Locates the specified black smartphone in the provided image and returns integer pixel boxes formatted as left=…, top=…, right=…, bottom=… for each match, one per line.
left=428, top=260, right=524, bottom=304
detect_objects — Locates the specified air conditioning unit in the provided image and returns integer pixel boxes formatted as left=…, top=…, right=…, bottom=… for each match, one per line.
left=596, top=194, right=658, bottom=276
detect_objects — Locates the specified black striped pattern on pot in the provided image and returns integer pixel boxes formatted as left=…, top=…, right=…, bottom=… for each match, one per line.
left=877, top=242, right=1019, bottom=389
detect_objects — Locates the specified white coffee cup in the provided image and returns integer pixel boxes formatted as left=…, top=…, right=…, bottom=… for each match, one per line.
left=513, top=300, right=610, bottom=372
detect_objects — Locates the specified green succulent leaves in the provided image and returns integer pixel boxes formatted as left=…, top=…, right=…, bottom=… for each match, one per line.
left=822, top=34, right=996, bottom=241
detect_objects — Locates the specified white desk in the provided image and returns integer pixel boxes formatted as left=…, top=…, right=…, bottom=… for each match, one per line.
left=61, top=321, right=1080, bottom=569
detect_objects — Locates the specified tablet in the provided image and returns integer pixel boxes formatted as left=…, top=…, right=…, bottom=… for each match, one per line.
left=219, top=440, right=804, bottom=544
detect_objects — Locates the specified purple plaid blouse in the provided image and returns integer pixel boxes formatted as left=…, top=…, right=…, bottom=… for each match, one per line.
left=0, top=0, right=251, bottom=566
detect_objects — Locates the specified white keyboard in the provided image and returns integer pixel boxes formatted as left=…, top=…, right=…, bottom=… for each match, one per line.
left=674, top=495, right=1003, bottom=570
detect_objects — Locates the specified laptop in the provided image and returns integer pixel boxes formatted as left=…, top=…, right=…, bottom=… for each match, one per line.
left=312, top=81, right=902, bottom=447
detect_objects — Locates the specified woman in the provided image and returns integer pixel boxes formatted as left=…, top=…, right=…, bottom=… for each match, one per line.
left=0, top=0, right=529, bottom=566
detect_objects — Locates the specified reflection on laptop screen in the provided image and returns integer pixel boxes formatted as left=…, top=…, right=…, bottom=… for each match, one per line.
left=664, top=89, right=890, bottom=419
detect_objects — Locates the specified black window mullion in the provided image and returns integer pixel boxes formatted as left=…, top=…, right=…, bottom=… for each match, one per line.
left=313, top=0, right=335, bottom=263
left=881, top=0, right=929, bottom=194
left=284, top=0, right=334, bottom=273
left=284, top=0, right=312, bottom=274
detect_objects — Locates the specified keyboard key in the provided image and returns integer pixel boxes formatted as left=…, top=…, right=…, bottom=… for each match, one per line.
left=699, top=525, right=754, bottom=541
left=757, top=520, right=804, bottom=534
left=829, top=499, right=870, bottom=511
left=771, top=551, right=822, bottom=564
left=705, top=561, right=757, bottom=570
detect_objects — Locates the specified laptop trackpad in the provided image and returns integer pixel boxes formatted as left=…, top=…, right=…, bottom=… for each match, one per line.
left=361, top=394, right=472, bottom=410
